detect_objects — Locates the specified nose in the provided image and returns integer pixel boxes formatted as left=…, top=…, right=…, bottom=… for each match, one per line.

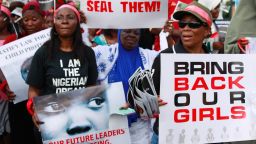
left=27, top=20, right=33, bottom=26
left=61, top=18, right=69, bottom=24
left=66, top=121, right=92, bottom=135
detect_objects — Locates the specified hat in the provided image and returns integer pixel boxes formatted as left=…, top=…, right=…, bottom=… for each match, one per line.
left=173, top=1, right=213, bottom=27
left=54, top=4, right=80, bottom=22
left=11, top=7, right=22, bottom=17
left=0, top=5, right=11, bottom=19
left=22, top=1, right=45, bottom=16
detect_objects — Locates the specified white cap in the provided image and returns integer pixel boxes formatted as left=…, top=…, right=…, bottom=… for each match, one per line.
left=11, top=7, right=22, bottom=17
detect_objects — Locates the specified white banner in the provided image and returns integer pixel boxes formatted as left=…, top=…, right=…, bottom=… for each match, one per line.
left=0, top=29, right=51, bottom=103
left=80, top=0, right=168, bottom=28
left=159, top=54, right=256, bottom=144
left=34, top=82, right=131, bottom=144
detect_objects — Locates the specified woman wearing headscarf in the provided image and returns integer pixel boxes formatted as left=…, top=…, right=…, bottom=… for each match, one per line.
left=151, top=2, right=213, bottom=144
left=198, top=0, right=224, bottom=53
left=0, top=5, right=18, bottom=45
left=93, top=29, right=158, bottom=143
left=1, top=2, right=46, bottom=144
left=0, top=5, right=17, bottom=144
left=4, top=1, right=45, bottom=44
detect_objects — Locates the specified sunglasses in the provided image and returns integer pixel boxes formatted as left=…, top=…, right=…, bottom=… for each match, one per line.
left=178, top=21, right=207, bottom=29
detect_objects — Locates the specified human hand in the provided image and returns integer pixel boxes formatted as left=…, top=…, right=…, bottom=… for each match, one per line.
left=163, top=20, right=173, bottom=33
left=32, top=113, right=44, bottom=130
left=237, top=37, right=249, bottom=53
left=5, top=85, right=16, bottom=101
left=157, top=97, right=167, bottom=106
left=212, top=42, right=224, bottom=50
left=120, top=102, right=130, bottom=110
left=27, top=98, right=44, bottom=129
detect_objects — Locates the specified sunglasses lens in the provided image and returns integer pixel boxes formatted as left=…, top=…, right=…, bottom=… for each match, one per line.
left=189, top=23, right=202, bottom=28
left=178, top=22, right=187, bottom=28
left=178, top=21, right=203, bottom=29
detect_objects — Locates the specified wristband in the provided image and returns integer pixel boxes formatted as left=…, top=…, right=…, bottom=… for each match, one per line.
left=0, top=80, right=7, bottom=91
left=27, top=98, right=34, bottom=116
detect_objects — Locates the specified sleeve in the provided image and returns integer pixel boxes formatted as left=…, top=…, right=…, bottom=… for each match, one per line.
left=152, top=54, right=161, bottom=95
left=86, top=48, right=98, bottom=86
left=224, top=35, right=241, bottom=54
left=26, top=48, right=46, bottom=88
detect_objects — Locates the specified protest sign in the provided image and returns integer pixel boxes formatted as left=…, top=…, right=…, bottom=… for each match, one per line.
left=34, top=82, right=132, bottom=144
left=0, top=28, right=51, bottom=103
left=159, top=54, right=256, bottom=143
left=80, top=0, right=168, bottom=28
left=245, top=37, right=256, bottom=54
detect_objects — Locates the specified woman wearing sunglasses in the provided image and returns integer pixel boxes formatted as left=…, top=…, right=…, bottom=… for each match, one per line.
left=150, top=1, right=213, bottom=144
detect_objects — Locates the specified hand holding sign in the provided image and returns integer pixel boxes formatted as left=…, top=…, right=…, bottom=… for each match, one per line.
left=127, top=67, right=159, bottom=119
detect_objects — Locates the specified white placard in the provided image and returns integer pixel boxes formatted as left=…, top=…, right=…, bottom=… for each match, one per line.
left=80, top=0, right=168, bottom=28
left=159, top=54, right=256, bottom=144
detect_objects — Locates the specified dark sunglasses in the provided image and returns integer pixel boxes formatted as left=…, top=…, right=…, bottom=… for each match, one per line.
left=178, top=21, right=207, bottom=29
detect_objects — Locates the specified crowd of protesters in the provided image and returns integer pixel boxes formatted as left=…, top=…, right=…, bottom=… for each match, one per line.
left=0, top=0, right=254, bottom=144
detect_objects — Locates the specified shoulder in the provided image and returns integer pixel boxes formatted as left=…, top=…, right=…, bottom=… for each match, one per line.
left=93, top=43, right=118, bottom=60
left=93, top=43, right=117, bottom=52
left=139, top=47, right=159, bottom=59
left=160, top=47, right=173, bottom=54
left=34, top=44, right=48, bottom=57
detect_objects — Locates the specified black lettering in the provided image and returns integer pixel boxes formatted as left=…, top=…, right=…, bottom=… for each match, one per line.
left=174, top=93, right=190, bottom=107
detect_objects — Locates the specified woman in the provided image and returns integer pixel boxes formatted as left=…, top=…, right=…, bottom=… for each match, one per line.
left=0, top=5, right=17, bottom=45
left=0, top=5, right=16, bottom=144
left=151, top=2, right=213, bottom=144
left=93, top=29, right=158, bottom=143
left=4, top=1, right=45, bottom=44
left=26, top=3, right=97, bottom=143
left=92, top=29, right=118, bottom=46
left=4, top=2, right=46, bottom=144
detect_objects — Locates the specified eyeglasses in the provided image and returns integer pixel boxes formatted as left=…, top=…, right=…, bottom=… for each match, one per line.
left=178, top=21, right=206, bottom=29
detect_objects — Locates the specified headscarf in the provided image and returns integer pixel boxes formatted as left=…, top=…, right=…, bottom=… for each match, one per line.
left=108, top=30, right=143, bottom=125
left=22, top=1, right=45, bottom=17
left=0, top=5, right=11, bottom=19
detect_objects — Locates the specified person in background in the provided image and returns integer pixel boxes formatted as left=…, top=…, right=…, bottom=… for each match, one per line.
left=2, top=2, right=45, bottom=144
left=0, top=5, right=18, bottom=45
left=198, top=0, right=224, bottom=53
left=11, top=7, right=22, bottom=23
left=151, top=2, right=213, bottom=144
left=92, top=29, right=118, bottom=46
left=93, top=29, right=158, bottom=143
left=43, top=10, right=54, bottom=28
left=224, top=0, right=256, bottom=54
left=26, top=4, right=97, bottom=143
left=0, top=5, right=18, bottom=144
